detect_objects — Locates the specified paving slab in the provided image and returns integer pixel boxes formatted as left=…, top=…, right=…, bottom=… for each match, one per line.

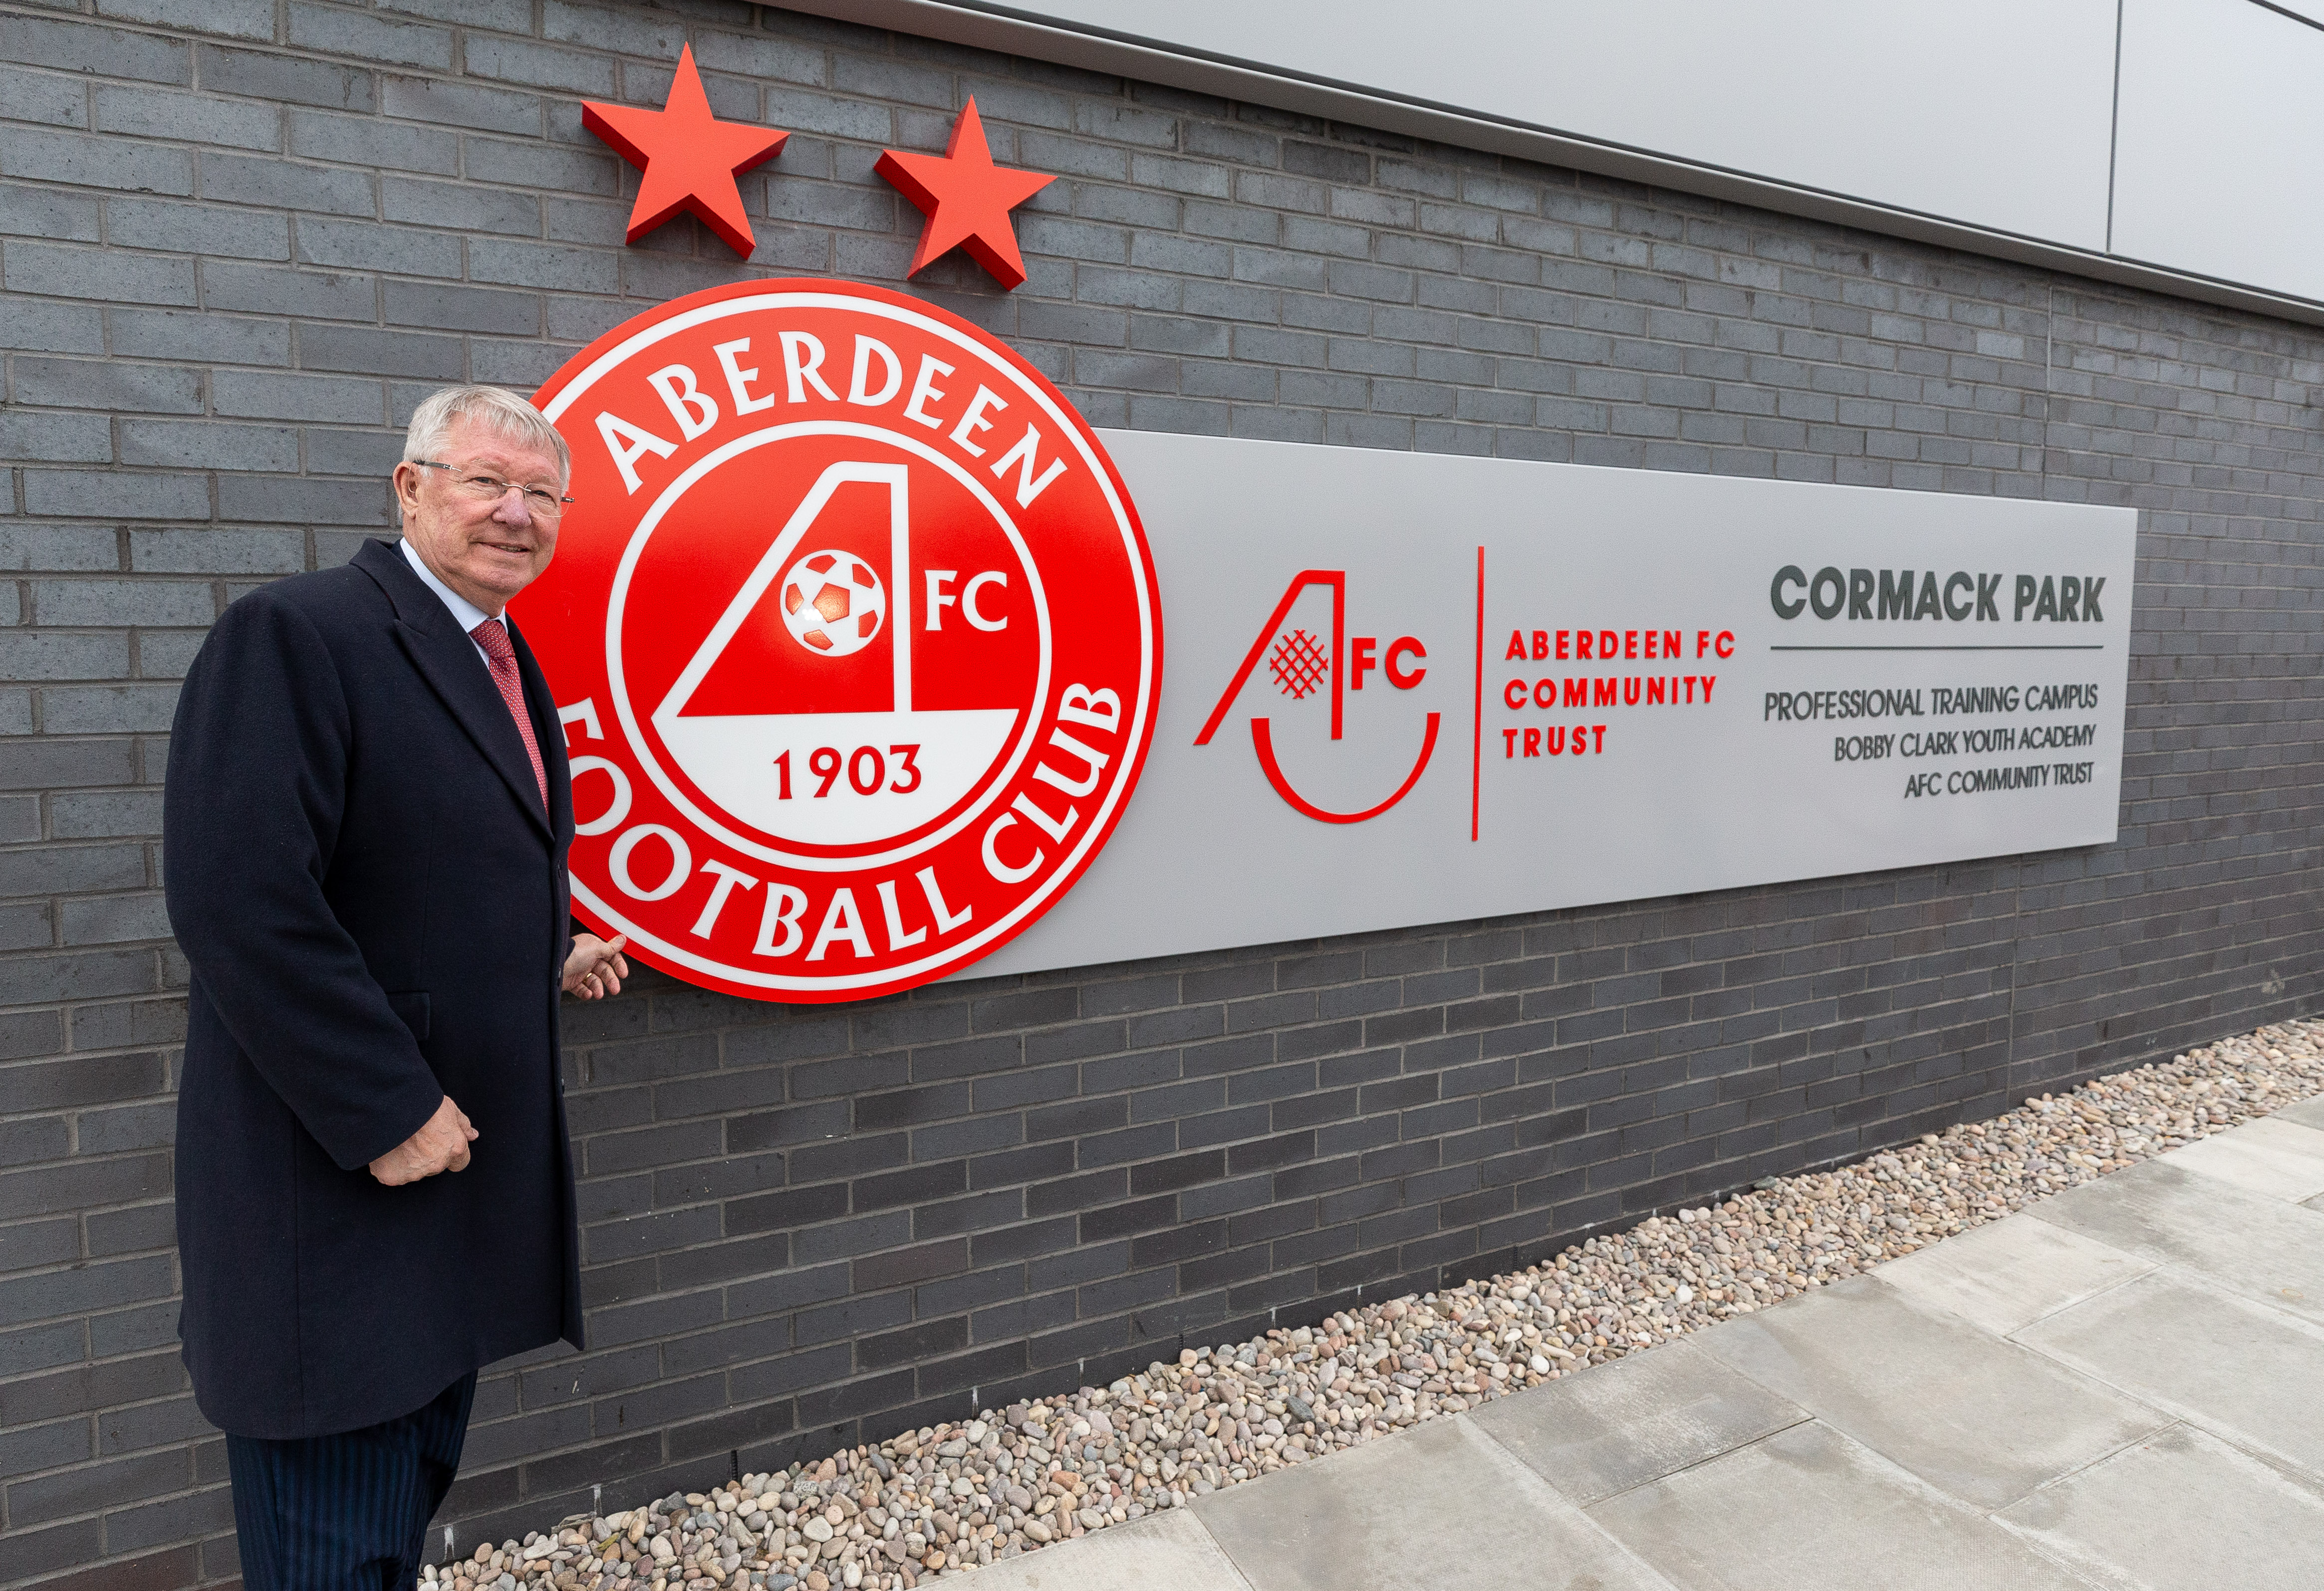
left=961, top=1507, right=1253, bottom=1591
left=1195, top=1412, right=1674, bottom=1591
left=1465, top=1340, right=1803, bottom=1507
left=1692, top=1275, right=2166, bottom=1508
left=2275, top=1094, right=2324, bottom=1133
left=1874, top=1211, right=2152, bottom=1337
left=1588, top=1420, right=2091, bottom=1591
left=1995, top=1422, right=2324, bottom=1591
left=2014, top=1268, right=2324, bottom=1477
left=2032, top=1158, right=2324, bottom=1328
left=1468, top=1338, right=1807, bottom=1507
left=2158, top=1116, right=2324, bottom=1202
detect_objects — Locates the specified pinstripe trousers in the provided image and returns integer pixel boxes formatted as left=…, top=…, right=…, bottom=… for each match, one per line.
left=225, top=1372, right=478, bottom=1591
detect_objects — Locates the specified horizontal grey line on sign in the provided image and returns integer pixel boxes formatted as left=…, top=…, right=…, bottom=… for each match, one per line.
left=1768, top=645, right=2108, bottom=652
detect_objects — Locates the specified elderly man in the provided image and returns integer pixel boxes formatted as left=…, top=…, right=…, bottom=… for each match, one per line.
left=164, top=385, right=629, bottom=1590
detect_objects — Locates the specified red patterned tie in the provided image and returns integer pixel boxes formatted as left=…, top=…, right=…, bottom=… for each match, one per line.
left=470, top=620, right=548, bottom=813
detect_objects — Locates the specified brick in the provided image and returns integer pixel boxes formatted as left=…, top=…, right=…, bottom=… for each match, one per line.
left=50, top=790, right=164, bottom=838
left=300, top=429, right=401, bottom=478
left=195, top=44, right=374, bottom=112
left=104, top=197, right=291, bottom=261
left=379, top=73, right=538, bottom=136
left=0, top=739, right=136, bottom=791
left=5, top=1446, right=187, bottom=1526
left=199, top=152, right=376, bottom=216
left=213, top=476, right=383, bottom=525
left=0, top=632, right=132, bottom=681
left=468, top=239, right=616, bottom=294
left=0, top=63, right=87, bottom=131
left=0, top=1340, right=86, bottom=1412
left=45, top=685, right=180, bottom=733
left=92, top=83, right=278, bottom=147
left=287, top=2, right=454, bottom=70
left=0, top=14, right=190, bottom=84
left=62, top=892, right=171, bottom=944
left=16, top=357, right=204, bottom=416
left=381, top=177, right=540, bottom=237
left=384, top=279, right=542, bottom=336
left=0, top=1254, right=173, bottom=1328
left=462, top=35, right=616, bottom=96
left=0, top=298, right=101, bottom=358
left=295, top=323, right=463, bottom=381
left=540, top=0, right=681, bottom=57
left=130, top=531, right=298, bottom=582
left=208, top=261, right=381, bottom=326
left=23, top=474, right=210, bottom=523
left=108, top=306, right=287, bottom=364
left=471, top=339, right=572, bottom=388
left=690, top=30, right=822, bottom=87
left=0, top=1416, right=89, bottom=1479
left=0, top=413, right=112, bottom=465
left=98, top=0, right=276, bottom=41
left=5, top=243, right=195, bottom=306
left=288, top=109, right=459, bottom=175
left=213, top=369, right=382, bottom=425
left=0, top=184, right=100, bottom=244
left=136, top=629, right=208, bottom=677
left=292, top=216, right=462, bottom=278
left=766, top=87, right=891, bottom=142
left=97, top=1475, right=235, bottom=1553
left=463, top=135, right=620, bottom=196
left=120, top=421, right=298, bottom=474
left=0, top=1057, right=167, bottom=1121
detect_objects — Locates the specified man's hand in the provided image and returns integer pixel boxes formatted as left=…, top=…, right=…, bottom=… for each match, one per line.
left=563, top=932, right=629, bottom=1000
left=369, top=1095, right=477, bottom=1186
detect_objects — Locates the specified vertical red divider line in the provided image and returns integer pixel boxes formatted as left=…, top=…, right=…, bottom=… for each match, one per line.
left=1471, top=545, right=1484, bottom=842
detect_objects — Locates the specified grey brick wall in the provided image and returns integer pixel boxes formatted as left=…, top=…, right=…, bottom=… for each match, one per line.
left=0, top=1, right=2320, bottom=1587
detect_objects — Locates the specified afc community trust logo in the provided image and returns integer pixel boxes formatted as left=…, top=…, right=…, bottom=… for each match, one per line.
left=514, top=280, right=1160, bottom=1002
left=1195, top=571, right=1444, bottom=825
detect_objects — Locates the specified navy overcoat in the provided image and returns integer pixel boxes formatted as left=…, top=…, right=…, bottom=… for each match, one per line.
left=164, top=537, right=582, bottom=1439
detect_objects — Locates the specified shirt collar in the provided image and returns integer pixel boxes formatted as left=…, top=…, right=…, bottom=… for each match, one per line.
left=399, top=537, right=501, bottom=637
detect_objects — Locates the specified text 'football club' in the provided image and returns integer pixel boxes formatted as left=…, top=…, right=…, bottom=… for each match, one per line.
left=514, top=281, right=1162, bottom=1002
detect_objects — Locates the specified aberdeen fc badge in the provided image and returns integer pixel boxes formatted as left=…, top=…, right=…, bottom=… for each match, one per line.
left=516, top=281, right=1161, bottom=1001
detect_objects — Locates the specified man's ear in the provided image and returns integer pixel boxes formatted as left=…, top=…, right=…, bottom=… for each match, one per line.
left=390, top=462, right=422, bottom=524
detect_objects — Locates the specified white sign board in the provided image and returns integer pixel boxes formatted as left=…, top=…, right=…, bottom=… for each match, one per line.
left=971, top=434, right=2135, bottom=978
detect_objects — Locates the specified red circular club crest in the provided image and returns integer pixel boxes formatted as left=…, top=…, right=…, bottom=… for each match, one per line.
left=516, top=280, right=1160, bottom=1001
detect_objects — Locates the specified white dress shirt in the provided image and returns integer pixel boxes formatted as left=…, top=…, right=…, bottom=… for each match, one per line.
left=399, top=538, right=505, bottom=667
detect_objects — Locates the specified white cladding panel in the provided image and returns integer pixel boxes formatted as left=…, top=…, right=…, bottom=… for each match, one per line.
left=971, top=434, right=2135, bottom=979
left=982, top=0, right=2117, bottom=247
left=2111, top=0, right=2324, bottom=302
left=836, top=0, right=2324, bottom=313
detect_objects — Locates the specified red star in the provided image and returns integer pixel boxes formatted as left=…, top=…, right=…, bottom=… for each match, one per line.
left=874, top=99, right=1055, bottom=290
left=582, top=44, right=788, bottom=258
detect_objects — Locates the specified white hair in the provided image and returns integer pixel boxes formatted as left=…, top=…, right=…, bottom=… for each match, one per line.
left=402, top=385, right=570, bottom=483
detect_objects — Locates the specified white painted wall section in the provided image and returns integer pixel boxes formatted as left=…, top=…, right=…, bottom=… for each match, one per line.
left=1033, top=0, right=2118, bottom=249
left=2111, top=0, right=2324, bottom=302
left=818, top=0, right=2324, bottom=320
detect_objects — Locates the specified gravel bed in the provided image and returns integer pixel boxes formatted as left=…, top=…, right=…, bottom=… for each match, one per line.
left=432, top=1017, right=2324, bottom=1591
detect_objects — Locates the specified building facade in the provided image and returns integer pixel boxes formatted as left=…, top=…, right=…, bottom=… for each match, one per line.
left=0, top=1, right=2319, bottom=1587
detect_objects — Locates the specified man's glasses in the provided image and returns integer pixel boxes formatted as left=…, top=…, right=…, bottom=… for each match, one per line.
left=411, top=460, right=573, bottom=519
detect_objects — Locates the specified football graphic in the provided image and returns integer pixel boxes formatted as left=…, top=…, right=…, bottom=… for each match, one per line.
left=779, top=548, right=885, bottom=656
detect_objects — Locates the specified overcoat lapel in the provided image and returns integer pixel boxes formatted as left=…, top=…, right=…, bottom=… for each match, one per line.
left=353, top=539, right=554, bottom=842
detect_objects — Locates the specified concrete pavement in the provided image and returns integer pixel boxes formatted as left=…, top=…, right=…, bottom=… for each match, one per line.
left=966, top=1100, right=2324, bottom=1591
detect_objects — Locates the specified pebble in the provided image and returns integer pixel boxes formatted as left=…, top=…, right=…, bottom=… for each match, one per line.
left=439, top=1019, right=2322, bottom=1590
